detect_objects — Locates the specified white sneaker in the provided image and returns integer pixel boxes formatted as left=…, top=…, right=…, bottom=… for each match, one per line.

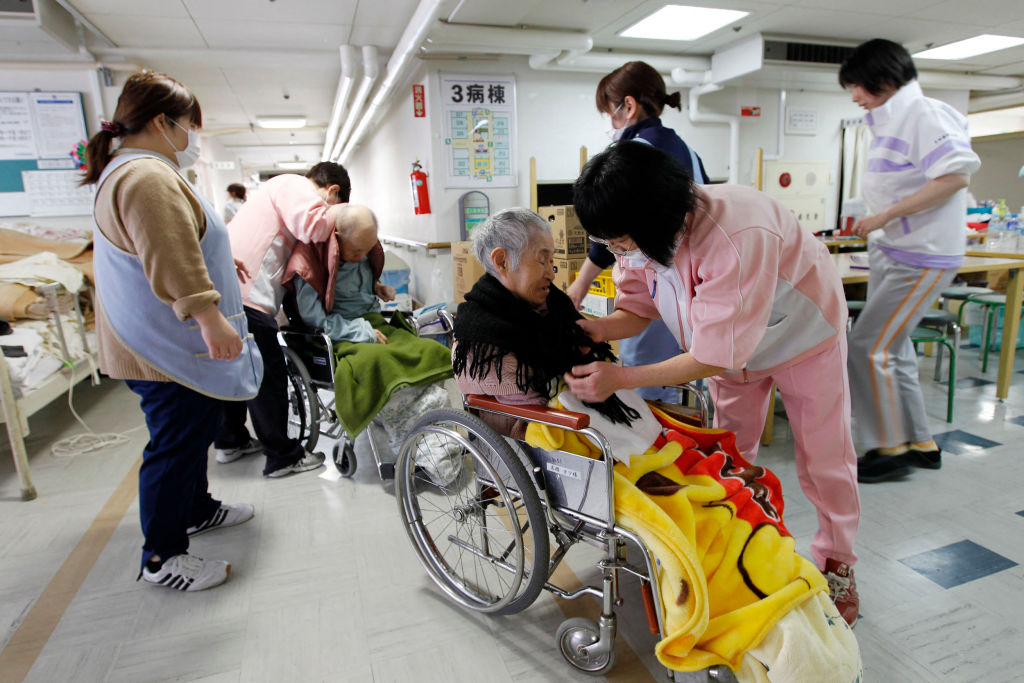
left=187, top=502, right=255, bottom=537
left=264, top=450, right=325, bottom=478
left=216, top=438, right=263, bottom=464
left=142, top=554, right=230, bottom=592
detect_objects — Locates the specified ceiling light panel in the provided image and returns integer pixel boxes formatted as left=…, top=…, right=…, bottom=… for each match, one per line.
left=619, top=5, right=749, bottom=42
left=913, top=35, right=1024, bottom=60
left=256, top=116, right=308, bottom=129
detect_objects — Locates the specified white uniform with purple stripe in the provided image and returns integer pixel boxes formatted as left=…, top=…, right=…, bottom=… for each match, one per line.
left=848, top=81, right=980, bottom=451
left=861, top=80, right=980, bottom=268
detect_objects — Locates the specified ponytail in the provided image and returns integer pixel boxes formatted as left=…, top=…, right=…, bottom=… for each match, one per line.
left=664, top=91, right=682, bottom=111
left=81, top=124, right=121, bottom=185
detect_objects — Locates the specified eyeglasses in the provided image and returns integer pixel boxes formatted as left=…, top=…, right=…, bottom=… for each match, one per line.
left=588, top=234, right=635, bottom=256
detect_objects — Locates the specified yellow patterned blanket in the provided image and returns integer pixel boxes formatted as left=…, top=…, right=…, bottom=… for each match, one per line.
left=526, top=403, right=827, bottom=673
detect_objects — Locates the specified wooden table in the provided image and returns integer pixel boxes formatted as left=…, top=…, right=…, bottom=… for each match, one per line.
left=835, top=252, right=1024, bottom=400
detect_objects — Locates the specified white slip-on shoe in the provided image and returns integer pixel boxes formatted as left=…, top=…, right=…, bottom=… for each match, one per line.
left=141, top=554, right=230, bottom=592
left=187, top=502, right=255, bottom=537
left=215, top=438, right=263, bottom=464
left=264, top=450, right=325, bottom=479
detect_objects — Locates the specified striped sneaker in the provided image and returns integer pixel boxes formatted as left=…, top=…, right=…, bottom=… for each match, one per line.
left=142, top=554, right=230, bottom=592
left=187, top=502, right=255, bottom=537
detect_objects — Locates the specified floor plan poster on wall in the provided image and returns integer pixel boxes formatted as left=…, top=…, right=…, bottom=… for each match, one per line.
left=440, top=73, right=516, bottom=188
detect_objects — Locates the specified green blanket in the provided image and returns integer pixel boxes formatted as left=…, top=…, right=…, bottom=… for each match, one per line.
left=332, top=312, right=453, bottom=437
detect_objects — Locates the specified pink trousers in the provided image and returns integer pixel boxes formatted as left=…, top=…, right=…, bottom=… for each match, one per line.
left=709, top=336, right=860, bottom=569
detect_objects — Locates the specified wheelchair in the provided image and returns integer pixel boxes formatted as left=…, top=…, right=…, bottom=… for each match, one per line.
left=394, top=385, right=721, bottom=679
left=278, top=305, right=455, bottom=482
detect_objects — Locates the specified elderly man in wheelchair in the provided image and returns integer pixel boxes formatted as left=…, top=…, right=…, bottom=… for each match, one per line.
left=394, top=208, right=861, bottom=681
left=277, top=204, right=460, bottom=484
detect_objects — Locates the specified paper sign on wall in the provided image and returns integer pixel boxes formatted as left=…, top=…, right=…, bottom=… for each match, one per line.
left=28, top=92, right=86, bottom=159
left=439, top=73, right=517, bottom=189
left=0, top=93, right=36, bottom=160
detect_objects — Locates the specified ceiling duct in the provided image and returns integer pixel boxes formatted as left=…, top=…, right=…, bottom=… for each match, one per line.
left=0, top=0, right=79, bottom=53
left=762, top=39, right=856, bottom=67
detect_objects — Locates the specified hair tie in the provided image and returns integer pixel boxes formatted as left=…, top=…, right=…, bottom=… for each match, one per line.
left=101, top=120, right=125, bottom=137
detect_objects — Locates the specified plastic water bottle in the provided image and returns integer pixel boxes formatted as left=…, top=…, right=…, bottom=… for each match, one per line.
left=987, top=214, right=1005, bottom=251
left=1007, top=216, right=1023, bottom=249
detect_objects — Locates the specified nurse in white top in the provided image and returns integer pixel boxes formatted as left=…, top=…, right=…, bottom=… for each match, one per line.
left=841, top=39, right=981, bottom=483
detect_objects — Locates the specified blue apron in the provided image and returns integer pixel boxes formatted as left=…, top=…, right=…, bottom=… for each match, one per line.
left=93, top=151, right=263, bottom=400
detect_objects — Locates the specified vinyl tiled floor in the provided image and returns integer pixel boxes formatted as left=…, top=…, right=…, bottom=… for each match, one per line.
left=2, top=343, right=1023, bottom=682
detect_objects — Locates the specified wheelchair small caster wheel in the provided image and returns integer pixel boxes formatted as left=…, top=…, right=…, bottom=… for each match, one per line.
left=333, top=441, right=357, bottom=478
left=556, top=617, right=615, bottom=675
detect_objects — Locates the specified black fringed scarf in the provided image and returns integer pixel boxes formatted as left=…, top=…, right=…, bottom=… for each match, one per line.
left=453, top=273, right=640, bottom=425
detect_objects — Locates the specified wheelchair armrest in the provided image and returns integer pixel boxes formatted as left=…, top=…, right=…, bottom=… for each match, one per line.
left=464, top=394, right=590, bottom=430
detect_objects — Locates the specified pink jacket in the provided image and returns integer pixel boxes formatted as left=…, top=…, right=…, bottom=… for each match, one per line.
left=614, top=185, right=846, bottom=382
left=228, top=174, right=335, bottom=315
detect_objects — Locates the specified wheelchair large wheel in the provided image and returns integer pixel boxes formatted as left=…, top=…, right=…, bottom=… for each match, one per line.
left=396, top=407, right=549, bottom=615
left=283, top=347, right=319, bottom=452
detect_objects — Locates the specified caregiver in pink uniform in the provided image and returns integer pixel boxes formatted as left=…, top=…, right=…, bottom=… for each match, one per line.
left=566, top=141, right=862, bottom=627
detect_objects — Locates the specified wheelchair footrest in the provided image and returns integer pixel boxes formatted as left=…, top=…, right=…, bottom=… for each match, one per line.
left=378, top=462, right=396, bottom=480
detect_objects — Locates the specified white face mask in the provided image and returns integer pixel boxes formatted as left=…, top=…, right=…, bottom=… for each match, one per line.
left=605, top=127, right=624, bottom=142
left=161, top=117, right=201, bottom=168
left=603, top=101, right=626, bottom=142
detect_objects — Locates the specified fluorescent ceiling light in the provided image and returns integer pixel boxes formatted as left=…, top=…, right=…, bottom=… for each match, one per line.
left=256, top=116, right=307, bottom=129
left=913, top=34, right=1024, bottom=60
left=619, top=5, right=748, bottom=41
left=276, top=160, right=310, bottom=169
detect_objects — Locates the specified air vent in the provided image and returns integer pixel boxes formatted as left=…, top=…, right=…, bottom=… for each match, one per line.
left=763, top=39, right=856, bottom=66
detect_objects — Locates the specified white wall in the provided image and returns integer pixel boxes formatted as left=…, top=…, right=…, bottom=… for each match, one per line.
left=971, top=136, right=1024, bottom=211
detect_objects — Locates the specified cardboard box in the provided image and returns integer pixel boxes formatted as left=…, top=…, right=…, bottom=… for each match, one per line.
left=580, top=292, right=615, bottom=317
left=539, top=204, right=588, bottom=257
left=452, top=240, right=486, bottom=305
left=552, top=257, right=585, bottom=293
left=587, top=269, right=616, bottom=298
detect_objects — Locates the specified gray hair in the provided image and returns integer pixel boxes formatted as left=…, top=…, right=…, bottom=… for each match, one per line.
left=472, top=207, right=550, bottom=278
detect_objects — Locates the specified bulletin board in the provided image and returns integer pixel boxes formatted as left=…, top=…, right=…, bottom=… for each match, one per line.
left=0, top=91, right=91, bottom=217
left=439, top=73, right=517, bottom=189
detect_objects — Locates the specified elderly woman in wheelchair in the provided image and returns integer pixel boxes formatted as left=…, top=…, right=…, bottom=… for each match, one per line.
left=395, top=208, right=861, bottom=681
left=278, top=204, right=460, bottom=484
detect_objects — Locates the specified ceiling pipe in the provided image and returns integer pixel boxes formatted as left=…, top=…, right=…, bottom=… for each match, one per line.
left=968, top=87, right=1024, bottom=113
left=423, top=22, right=593, bottom=56
left=689, top=83, right=739, bottom=184
left=762, top=89, right=786, bottom=162
left=918, top=71, right=1022, bottom=92
left=0, top=59, right=141, bottom=71
left=339, top=0, right=446, bottom=164
left=331, top=45, right=379, bottom=162
left=92, top=46, right=334, bottom=68
left=322, top=45, right=357, bottom=161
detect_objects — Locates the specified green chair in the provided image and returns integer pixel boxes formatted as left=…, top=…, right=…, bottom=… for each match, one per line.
left=910, top=324, right=957, bottom=423
left=958, top=293, right=1022, bottom=373
left=846, top=300, right=866, bottom=332
left=919, top=309, right=960, bottom=383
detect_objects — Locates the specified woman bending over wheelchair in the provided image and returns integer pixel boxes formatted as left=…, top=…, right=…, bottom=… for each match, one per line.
left=284, top=205, right=458, bottom=485
left=452, top=208, right=861, bottom=682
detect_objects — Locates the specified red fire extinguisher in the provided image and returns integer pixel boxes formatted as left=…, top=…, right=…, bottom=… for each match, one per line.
left=410, top=160, right=431, bottom=215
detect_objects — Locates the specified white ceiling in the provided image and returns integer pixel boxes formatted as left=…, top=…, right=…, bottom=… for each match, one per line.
left=7, top=0, right=1024, bottom=172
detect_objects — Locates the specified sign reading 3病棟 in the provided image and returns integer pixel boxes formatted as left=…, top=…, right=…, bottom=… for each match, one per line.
left=439, top=73, right=517, bottom=189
